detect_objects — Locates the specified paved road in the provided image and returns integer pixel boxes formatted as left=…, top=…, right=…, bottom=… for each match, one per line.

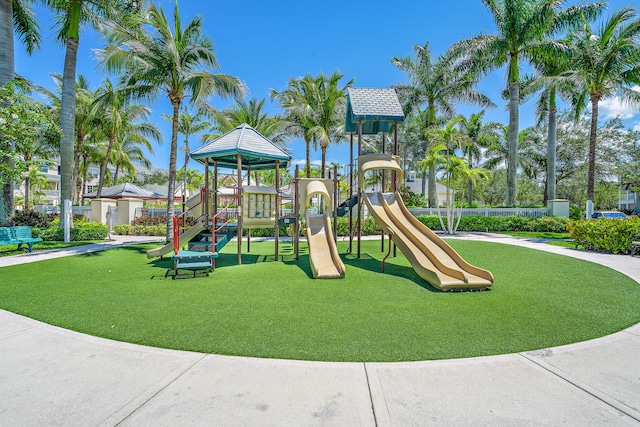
left=1, top=234, right=639, bottom=426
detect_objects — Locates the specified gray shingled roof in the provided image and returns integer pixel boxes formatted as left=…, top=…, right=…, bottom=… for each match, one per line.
left=345, top=88, right=405, bottom=134
left=190, top=123, right=291, bottom=170
left=83, top=183, right=165, bottom=199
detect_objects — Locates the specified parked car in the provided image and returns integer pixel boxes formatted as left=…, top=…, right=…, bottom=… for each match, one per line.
left=591, top=211, right=629, bottom=219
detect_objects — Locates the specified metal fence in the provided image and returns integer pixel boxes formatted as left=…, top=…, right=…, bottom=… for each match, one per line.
left=35, top=205, right=93, bottom=221
left=407, top=207, right=549, bottom=218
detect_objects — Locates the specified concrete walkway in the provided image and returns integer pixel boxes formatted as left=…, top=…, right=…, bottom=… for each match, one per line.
left=1, top=234, right=640, bottom=426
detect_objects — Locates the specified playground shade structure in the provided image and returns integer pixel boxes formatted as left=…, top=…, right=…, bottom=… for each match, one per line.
left=363, top=191, right=493, bottom=290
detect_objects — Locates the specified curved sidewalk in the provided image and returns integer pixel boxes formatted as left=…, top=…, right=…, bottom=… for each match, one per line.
left=1, top=235, right=640, bottom=426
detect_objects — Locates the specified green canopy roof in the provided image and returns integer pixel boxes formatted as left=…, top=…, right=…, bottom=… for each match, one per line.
left=344, top=88, right=405, bottom=134
left=191, top=123, right=291, bottom=170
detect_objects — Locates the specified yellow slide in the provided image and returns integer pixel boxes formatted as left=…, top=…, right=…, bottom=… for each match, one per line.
left=363, top=191, right=493, bottom=291
left=299, top=179, right=345, bottom=279
left=306, top=212, right=346, bottom=279
left=146, top=222, right=205, bottom=259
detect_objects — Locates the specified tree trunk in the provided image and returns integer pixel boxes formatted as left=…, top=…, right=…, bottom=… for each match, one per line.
left=467, top=152, right=473, bottom=206
left=24, top=177, right=30, bottom=210
left=81, top=153, right=88, bottom=205
left=60, top=36, right=79, bottom=229
left=428, top=166, right=436, bottom=208
left=586, top=95, right=600, bottom=203
left=305, top=138, right=311, bottom=178
left=166, top=99, right=181, bottom=242
left=113, top=164, right=119, bottom=185
left=507, top=81, right=519, bottom=206
left=97, top=133, right=115, bottom=198
left=546, top=89, right=557, bottom=202
left=73, top=133, right=84, bottom=204
left=321, top=146, right=327, bottom=178
left=0, top=0, right=15, bottom=226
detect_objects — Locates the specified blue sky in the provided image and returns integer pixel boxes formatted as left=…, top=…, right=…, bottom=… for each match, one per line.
left=13, top=0, right=640, bottom=174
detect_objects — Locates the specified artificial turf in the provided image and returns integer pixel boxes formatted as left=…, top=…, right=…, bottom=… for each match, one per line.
left=0, top=239, right=638, bottom=362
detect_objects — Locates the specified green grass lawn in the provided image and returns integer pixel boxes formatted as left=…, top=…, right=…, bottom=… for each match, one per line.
left=0, top=239, right=638, bottom=362
left=0, top=240, right=106, bottom=257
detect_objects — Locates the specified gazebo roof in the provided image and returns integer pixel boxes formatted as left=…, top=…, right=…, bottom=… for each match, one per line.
left=344, top=88, right=405, bottom=134
left=190, top=123, right=291, bottom=170
left=83, top=183, right=165, bottom=199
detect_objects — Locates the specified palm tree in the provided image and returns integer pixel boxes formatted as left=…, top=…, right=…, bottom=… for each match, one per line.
left=566, top=6, right=640, bottom=205
left=110, top=127, right=156, bottom=184
left=202, top=97, right=286, bottom=185
left=271, top=74, right=317, bottom=178
left=92, top=77, right=159, bottom=198
left=162, top=109, right=209, bottom=204
left=1, top=0, right=41, bottom=225
left=308, top=71, right=352, bottom=178
left=458, top=111, right=500, bottom=205
left=41, top=0, right=136, bottom=231
left=203, top=98, right=284, bottom=144
left=99, top=2, right=245, bottom=241
left=455, top=0, right=603, bottom=206
left=427, top=116, right=471, bottom=234
left=392, top=42, right=494, bottom=207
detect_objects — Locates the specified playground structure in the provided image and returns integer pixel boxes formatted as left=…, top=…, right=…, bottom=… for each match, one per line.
left=145, top=88, right=493, bottom=290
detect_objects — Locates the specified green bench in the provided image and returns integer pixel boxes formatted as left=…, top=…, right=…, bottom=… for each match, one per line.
left=0, top=226, right=43, bottom=252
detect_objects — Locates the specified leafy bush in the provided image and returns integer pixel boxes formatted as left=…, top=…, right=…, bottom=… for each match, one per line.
left=114, top=224, right=166, bottom=236
left=414, top=215, right=570, bottom=233
left=569, top=205, right=584, bottom=220
left=11, top=210, right=56, bottom=228
left=132, top=215, right=195, bottom=227
left=399, top=186, right=426, bottom=208
left=31, top=222, right=109, bottom=241
left=569, top=218, right=640, bottom=254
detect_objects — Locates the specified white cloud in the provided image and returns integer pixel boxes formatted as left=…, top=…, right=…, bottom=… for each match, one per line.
left=633, top=122, right=640, bottom=132
left=292, top=159, right=321, bottom=166
left=599, top=97, right=636, bottom=120
left=598, top=86, right=640, bottom=120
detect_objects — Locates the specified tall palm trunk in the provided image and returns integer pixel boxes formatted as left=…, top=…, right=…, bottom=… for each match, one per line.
left=113, top=164, right=119, bottom=184
left=166, top=99, right=181, bottom=241
left=305, top=138, right=311, bottom=178
left=60, top=36, right=79, bottom=229
left=73, top=133, right=84, bottom=203
left=97, top=133, right=115, bottom=198
left=546, top=89, right=557, bottom=203
left=467, top=152, right=473, bottom=206
left=586, top=94, right=600, bottom=202
left=0, top=0, right=15, bottom=225
left=507, top=80, right=519, bottom=206
left=81, top=153, right=89, bottom=205
left=321, top=146, right=327, bottom=178
left=428, top=167, right=436, bottom=207
left=24, top=176, right=31, bottom=209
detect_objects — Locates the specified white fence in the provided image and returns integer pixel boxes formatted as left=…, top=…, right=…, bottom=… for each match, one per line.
left=35, top=205, right=93, bottom=220
left=407, top=207, right=548, bottom=218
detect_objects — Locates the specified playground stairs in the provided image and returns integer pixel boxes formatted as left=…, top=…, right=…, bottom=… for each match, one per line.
left=337, top=195, right=358, bottom=217
left=171, top=224, right=237, bottom=275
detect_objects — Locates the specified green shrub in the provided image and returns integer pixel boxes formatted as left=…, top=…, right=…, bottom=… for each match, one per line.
left=31, top=222, right=109, bottom=241
left=569, top=205, right=584, bottom=220
left=569, top=218, right=640, bottom=254
left=11, top=210, right=56, bottom=227
left=114, top=224, right=166, bottom=236
left=414, top=215, right=569, bottom=233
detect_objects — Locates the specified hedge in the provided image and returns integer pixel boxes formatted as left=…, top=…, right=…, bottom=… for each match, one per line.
left=113, top=224, right=166, bottom=236
left=31, top=222, right=109, bottom=241
left=414, top=215, right=569, bottom=233
left=568, top=218, right=640, bottom=254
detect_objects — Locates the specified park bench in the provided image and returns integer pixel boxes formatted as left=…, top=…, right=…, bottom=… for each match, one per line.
left=632, top=234, right=640, bottom=257
left=0, top=226, right=43, bottom=252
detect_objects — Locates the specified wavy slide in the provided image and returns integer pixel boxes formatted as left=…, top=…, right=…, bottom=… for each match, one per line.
left=306, top=212, right=345, bottom=279
left=146, top=222, right=204, bottom=259
left=363, top=191, right=493, bottom=291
